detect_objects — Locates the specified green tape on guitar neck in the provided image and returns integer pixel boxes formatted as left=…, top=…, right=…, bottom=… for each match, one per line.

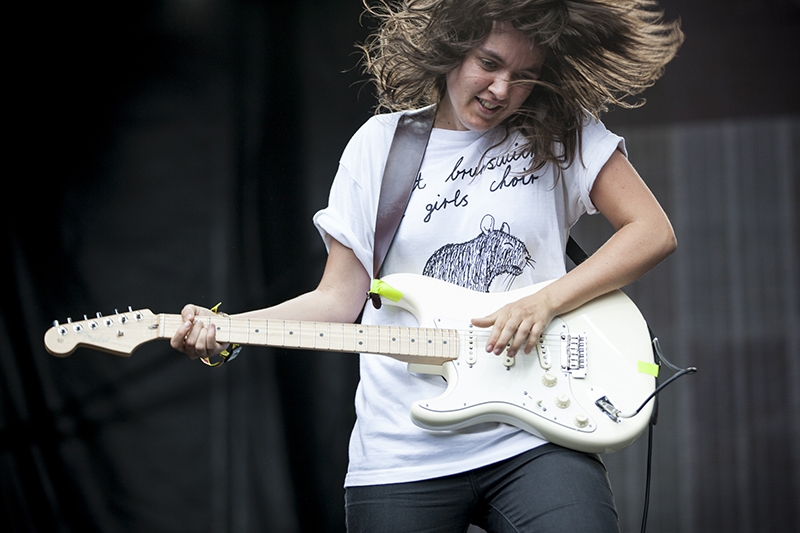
left=370, top=279, right=403, bottom=302
left=638, top=361, right=660, bottom=377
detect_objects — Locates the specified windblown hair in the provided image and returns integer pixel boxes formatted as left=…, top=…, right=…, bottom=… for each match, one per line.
left=360, top=0, right=684, bottom=170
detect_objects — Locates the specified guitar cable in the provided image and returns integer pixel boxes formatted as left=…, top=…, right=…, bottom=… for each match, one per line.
left=638, top=330, right=697, bottom=533
left=641, top=412, right=656, bottom=533
left=617, top=336, right=697, bottom=418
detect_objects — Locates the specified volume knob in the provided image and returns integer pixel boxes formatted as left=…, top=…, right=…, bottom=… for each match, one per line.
left=542, top=372, right=557, bottom=387
left=575, top=413, right=589, bottom=428
left=555, top=394, right=571, bottom=409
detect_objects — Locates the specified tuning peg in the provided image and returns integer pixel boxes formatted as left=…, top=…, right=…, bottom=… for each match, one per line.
left=114, top=309, right=119, bottom=315
left=53, top=320, right=59, bottom=327
left=67, top=317, right=72, bottom=323
left=128, top=306, right=133, bottom=312
left=84, top=315, right=88, bottom=320
left=96, top=312, right=103, bottom=318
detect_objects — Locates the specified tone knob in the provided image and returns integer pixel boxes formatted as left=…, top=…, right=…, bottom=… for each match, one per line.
left=555, top=394, right=571, bottom=409
left=542, top=372, right=557, bottom=387
left=575, top=413, right=589, bottom=428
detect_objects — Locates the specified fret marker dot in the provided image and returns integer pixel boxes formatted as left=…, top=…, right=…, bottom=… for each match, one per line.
left=255, top=329, right=260, bottom=333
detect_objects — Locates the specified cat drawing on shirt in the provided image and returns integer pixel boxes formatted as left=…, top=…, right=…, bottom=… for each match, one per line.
left=422, top=214, right=534, bottom=292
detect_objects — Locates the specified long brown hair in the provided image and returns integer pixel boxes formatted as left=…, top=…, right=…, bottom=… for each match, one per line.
left=359, top=0, right=683, bottom=170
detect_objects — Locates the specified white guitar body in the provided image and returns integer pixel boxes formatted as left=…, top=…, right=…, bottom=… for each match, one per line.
left=44, top=273, right=657, bottom=454
left=379, top=274, right=656, bottom=454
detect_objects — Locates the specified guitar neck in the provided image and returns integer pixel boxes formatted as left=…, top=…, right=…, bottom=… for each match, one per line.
left=160, top=314, right=460, bottom=365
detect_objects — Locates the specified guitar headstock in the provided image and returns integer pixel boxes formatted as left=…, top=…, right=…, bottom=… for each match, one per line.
left=44, top=308, right=159, bottom=357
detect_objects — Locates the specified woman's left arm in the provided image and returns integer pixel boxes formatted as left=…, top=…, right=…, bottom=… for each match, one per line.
left=473, top=149, right=677, bottom=357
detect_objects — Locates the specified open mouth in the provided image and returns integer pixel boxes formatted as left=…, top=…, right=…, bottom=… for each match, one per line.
left=477, top=98, right=502, bottom=111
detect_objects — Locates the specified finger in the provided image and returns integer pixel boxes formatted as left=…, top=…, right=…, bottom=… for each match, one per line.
left=181, top=304, right=198, bottom=322
left=522, top=333, right=537, bottom=355
left=490, top=318, right=521, bottom=356
left=470, top=314, right=496, bottom=328
left=506, top=328, right=529, bottom=358
left=483, top=319, right=504, bottom=354
left=170, top=319, right=194, bottom=351
left=471, top=313, right=499, bottom=353
left=522, top=324, right=544, bottom=354
left=199, top=322, right=229, bottom=360
left=204, top=323, right=220, bottom=355
left=195, top=322, right=218, bottom=358
left=184, top=320, right=210, bottom=359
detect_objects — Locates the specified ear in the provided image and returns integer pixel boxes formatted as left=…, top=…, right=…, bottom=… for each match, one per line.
left=480, top=214, right=495, bottom=234
left=501, top=222, right=511, bottom=234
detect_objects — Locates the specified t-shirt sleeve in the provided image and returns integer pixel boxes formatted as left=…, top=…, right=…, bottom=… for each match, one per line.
left=313, top=163, right=374, bottom=276
left=312, top=113, right=399, bottom=277
left=562, top=117, right=627, bottom=223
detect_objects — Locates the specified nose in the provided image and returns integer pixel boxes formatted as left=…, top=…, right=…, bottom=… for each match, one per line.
left=489, top=75, right=510, bottom=100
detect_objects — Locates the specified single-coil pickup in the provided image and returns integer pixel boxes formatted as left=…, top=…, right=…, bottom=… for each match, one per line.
left=536, top=337, right=552, bottom=369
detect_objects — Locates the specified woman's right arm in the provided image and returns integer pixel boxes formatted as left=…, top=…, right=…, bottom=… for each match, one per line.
left=170, top=239, right=372, bottom=360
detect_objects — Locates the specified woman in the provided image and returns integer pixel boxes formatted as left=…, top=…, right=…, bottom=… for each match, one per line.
left=172, top=1, right=683, bottom=531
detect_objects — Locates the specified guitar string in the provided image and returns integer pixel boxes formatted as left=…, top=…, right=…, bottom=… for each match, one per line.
left=70, top=313, right=570, bottom=348
left=166, top=316, right=567, bottom=344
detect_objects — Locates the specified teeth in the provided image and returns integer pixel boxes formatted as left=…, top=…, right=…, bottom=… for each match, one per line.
left=478, top=98, right=500, bottom=110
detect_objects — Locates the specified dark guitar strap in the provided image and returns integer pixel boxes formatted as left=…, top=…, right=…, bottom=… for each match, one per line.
left=368, top=106, right=436, bottom=308
left=565, top=234, right=589, bottom=266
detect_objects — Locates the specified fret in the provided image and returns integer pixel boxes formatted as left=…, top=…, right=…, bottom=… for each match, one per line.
left=407, top=326, right=419, bottom=357
left=206, top=317, right=229, bottom=344
left=313, top=322, right=332, bottom=350
left=434, top=328, right=445, bottom=358
left=368, top=325, right=381, bottom=354
left=423, top=328, right=436, bottom=357
left=325, top=322, right=344, bottom=351
left=296, top=322, right=311, bottom=349
left=378, top=326, right=385, bottom=352
left=248, top=319, right=266, bottom=347
left=355, top=325, right=367, bottom=352
left=341, top=324, right=349, bottom=352
left=394, top=326, right=405, bottom=355
left=265, top=320, right=289, bottom=348
left=386, top=326, right=400, bottom=354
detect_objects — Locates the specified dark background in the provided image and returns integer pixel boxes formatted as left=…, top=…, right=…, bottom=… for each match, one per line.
left=3, top=0, right=799, bottom=531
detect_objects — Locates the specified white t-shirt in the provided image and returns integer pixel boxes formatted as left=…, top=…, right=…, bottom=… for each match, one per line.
left=314, top=108, right=625, bottom=487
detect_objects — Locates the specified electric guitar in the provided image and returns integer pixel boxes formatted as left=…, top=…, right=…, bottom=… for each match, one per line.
left=44, top=273, right=658, bottom=454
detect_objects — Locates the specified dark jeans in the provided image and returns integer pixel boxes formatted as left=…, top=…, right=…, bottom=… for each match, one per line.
left=345, top=444, right=619, bottom=533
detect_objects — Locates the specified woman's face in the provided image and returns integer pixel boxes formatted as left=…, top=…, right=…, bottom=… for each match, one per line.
left=436, top=24, right=545, bottom=132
